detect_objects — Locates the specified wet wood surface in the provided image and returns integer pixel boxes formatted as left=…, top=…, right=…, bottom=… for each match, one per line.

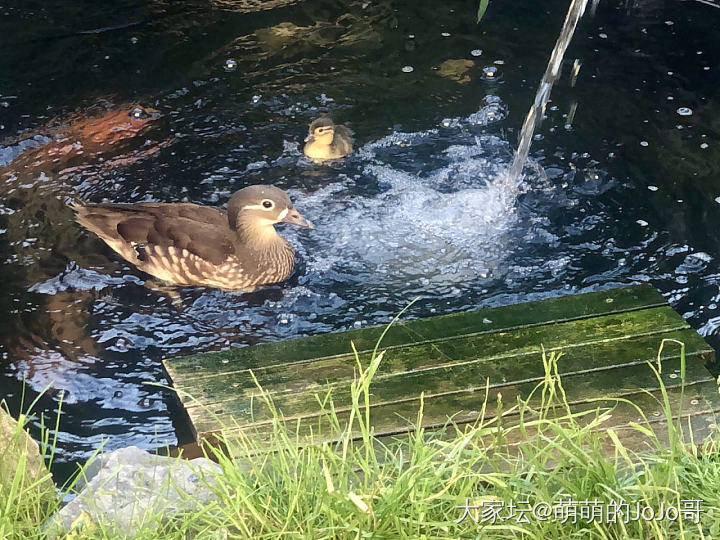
left=163, top=284, right=718, bottom=450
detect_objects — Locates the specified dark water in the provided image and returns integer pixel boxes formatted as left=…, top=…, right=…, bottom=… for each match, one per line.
left=1, top=0, right=719, bottom=482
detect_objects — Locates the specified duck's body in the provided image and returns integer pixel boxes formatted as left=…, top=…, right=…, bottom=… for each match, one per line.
left=303, top=117, right=353, bottom=161
left=72, top=185, right=313, bottom=291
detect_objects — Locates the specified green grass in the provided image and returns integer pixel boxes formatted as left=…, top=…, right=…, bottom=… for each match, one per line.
left=3, top=335, right=720, bottom=539
left=477, top=0, right=490, bottom=23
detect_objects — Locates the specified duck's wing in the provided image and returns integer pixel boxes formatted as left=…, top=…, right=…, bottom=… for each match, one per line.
left=332, top=125, right=354, bottom=155
left=73, top=202, right=234, bottom=265
left=334, top=125, right=354, bottom=140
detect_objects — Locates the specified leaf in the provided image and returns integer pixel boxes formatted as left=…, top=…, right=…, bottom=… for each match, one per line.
left=347, top=491, right=370, bottom=513
left=477, top=0, right=490, bottom=23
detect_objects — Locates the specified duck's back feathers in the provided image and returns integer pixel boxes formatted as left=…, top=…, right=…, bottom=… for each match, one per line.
left=331, top=125, right=354, bottom=155
left=73, top=202, right=234, bottom=267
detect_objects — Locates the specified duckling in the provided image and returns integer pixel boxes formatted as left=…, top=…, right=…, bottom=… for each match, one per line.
left=71, top=185, right=313, bottom=291
left=303, top=117, right=353, bottom=161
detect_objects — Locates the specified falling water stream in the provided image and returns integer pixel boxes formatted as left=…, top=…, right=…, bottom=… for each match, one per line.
left=510, top=0, right=591, bottom=179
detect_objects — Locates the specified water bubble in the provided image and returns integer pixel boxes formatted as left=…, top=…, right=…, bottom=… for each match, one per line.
left=481, top=66, right=498, bottom=80
left=665, top=20, right=674, bottom=26
left=677, top=107, right=693, bottom=116
left=224, top=59, right=238, bottom=72
left=701, top=143, right=709, bottom=149
left=251, top=95, right=262, bottom=104
left=494, top=60, right=505, bottom=65
left=636, top=219, right=648, bottom=227
left=130, top=36, right=138, bottom=44
left=714, top=196, right=720, bottom=204
left=640, top=141, right=649, bottom=147
left=666, top=96, right=674, bottom=101
left=648, top=185, right=658, bottom=191
left=129, top=107, right=148, bottom=120
left=471, top=49, right=482, bottom=57
left=401, top=65, right=414, bottom=73
left=408, top=34, right=415, bottom=39
left=704, top=66, right=711, bottom=71
left=113, top=390, right=123, bottom=398
left=599, top=33, right=608, bottom=39
left=441, top=32, right=451, bottom=37
left=138, top=397, right=151, bottom=408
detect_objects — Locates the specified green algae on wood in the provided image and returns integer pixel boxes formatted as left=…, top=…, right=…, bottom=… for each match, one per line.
left=162, top=285, right=717, bottom=446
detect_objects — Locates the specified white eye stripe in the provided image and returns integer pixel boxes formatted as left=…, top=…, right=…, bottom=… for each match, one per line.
left=277, top=208, right=288, bottom=220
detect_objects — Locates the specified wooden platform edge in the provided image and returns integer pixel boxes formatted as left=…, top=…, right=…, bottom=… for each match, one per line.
left=163, top=284, right=667, bottom=379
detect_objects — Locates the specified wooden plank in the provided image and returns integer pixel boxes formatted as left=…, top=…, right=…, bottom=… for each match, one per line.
left=176, top=306, right=690, bottom=410
left=366, top=380, right=720, bottom=467
left=164, top=284, right=666, bottom=381
left=160, top=284, right=717, bottom=454
left=194, top=339, right=713, bottom=441
left=216, top=379, right=720, bottom=457
left=187, top=328, right=712, bottom=428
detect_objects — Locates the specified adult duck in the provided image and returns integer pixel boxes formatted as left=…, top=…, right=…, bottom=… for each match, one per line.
left=72, top=185, right=313, bottom=291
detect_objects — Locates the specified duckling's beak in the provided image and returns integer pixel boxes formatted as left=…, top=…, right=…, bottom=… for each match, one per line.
left=282, top=209, right=314, bottom=229
left=304, top=134, right=314, bottom=143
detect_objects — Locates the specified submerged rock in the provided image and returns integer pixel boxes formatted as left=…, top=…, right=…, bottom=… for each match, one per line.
left=437, top=59, right=475, bottom=83
left=47, top=446, right=222, bottom=537
left=0, top=403, right=56, bottom=523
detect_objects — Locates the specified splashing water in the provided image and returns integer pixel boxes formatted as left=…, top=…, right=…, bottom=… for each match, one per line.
left=282, top=96, right=537, bottom=292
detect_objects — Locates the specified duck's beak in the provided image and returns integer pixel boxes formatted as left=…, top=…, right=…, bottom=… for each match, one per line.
left=304, top=134, right=314, bottom=143
left=282, top=208, right=314, bottom=229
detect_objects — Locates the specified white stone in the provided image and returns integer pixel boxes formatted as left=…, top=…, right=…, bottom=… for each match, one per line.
left=47, top=446, right=222, bottom=537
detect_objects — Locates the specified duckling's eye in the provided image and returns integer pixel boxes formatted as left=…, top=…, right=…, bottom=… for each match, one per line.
left=262, top=199, right=274, bottom=209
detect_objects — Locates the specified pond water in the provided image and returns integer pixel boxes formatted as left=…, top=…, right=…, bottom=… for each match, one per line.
left=1, top=0, right=719, bottom=482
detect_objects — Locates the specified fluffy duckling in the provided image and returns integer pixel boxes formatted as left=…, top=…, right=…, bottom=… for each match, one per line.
left=72, top=185, right=313, bottom=291
left=303, top=117, right=353, bottom=161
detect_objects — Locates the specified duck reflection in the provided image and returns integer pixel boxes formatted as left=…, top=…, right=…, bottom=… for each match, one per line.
left=0, top=104, right=170, bottom=402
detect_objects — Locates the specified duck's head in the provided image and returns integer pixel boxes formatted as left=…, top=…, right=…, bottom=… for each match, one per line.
left=304, top=117, right=335, bottom=145
left=227, top=185, right=314, bottom=234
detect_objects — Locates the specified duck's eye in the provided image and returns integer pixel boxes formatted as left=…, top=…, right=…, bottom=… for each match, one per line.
left=262, top=199, right=274, bottom=209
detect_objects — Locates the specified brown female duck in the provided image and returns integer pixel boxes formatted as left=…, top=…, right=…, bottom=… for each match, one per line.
left=72, top=185, right=313, bottom=291
left=303, top=117, right=353, bottom=161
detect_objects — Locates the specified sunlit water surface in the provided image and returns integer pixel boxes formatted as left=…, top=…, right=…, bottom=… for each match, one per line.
left=1, top=0, right=719, bottom=481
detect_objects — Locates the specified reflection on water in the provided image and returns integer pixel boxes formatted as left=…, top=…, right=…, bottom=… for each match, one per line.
left=1, top=0, right=720, bottom=482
